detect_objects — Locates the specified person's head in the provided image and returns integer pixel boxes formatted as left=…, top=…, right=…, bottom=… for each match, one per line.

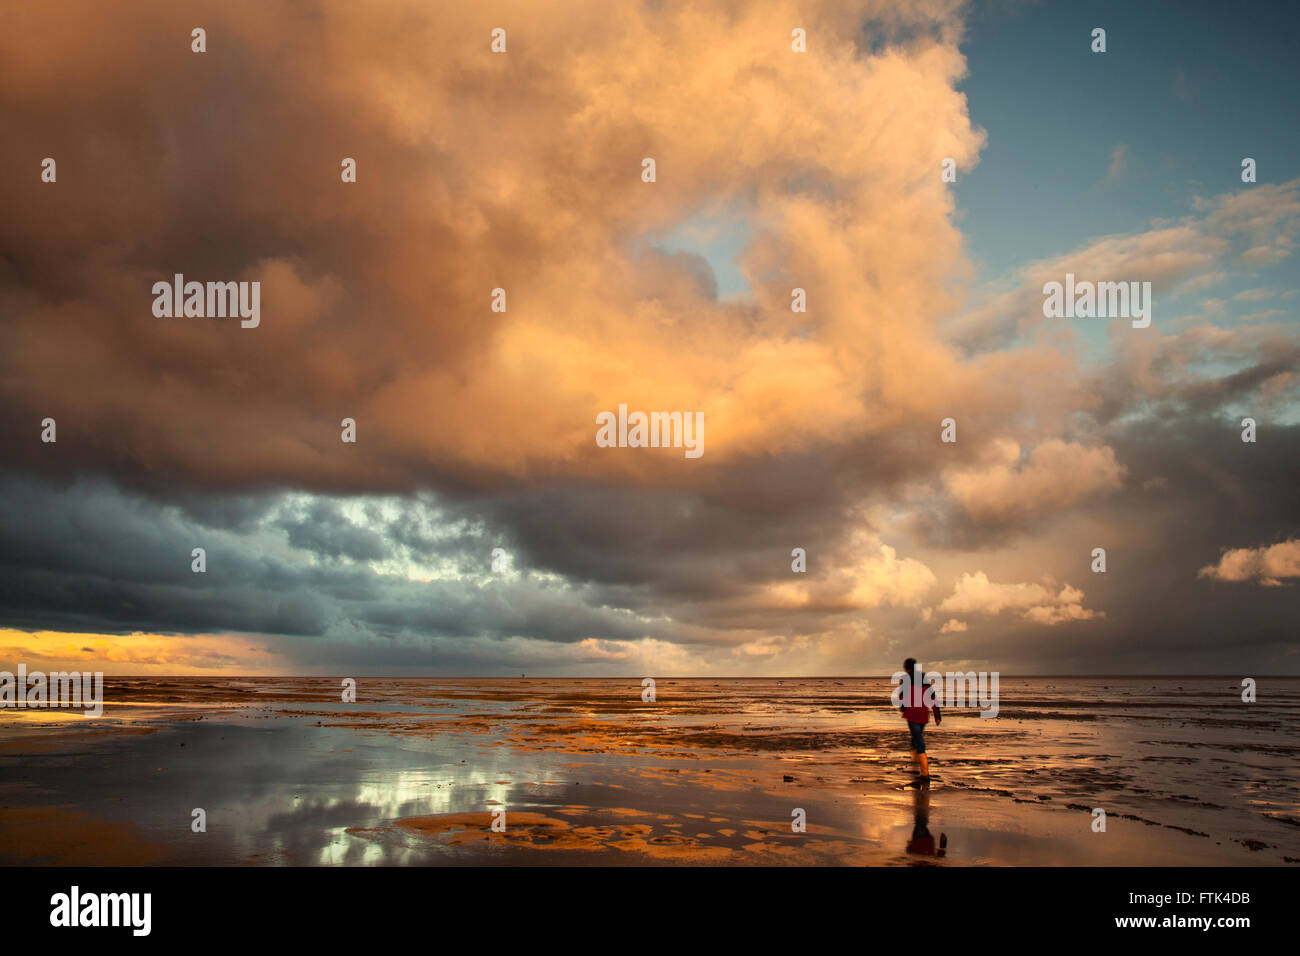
left=903, top=658, right=917, bottom=681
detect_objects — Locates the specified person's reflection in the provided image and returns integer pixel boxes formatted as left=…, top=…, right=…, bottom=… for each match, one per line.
left=906, top=786, right=948, bottom=858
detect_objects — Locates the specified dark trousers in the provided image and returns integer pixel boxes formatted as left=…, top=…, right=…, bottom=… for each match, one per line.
left=907, top=721, right=926, bottom=754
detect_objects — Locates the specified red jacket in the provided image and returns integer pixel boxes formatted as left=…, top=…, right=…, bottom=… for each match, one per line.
left=901, top=682, right=936, bottom=724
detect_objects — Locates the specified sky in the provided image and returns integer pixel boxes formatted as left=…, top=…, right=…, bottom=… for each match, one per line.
left=1, top=0, right=1297, bottom=676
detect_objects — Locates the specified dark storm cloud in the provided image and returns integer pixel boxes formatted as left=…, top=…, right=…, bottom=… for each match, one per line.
left=2, top=412, right=1295, bottom=674
left=902, top=422, right=1300, bottom=673
left=0, top=474, right=731, bottom=651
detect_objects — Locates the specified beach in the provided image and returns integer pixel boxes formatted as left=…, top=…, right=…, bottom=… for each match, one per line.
left=1, top=677, right=1296, bottom=866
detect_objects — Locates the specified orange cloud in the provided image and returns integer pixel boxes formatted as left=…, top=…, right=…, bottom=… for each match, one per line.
left=1198, top=538, right=1300, bottom=587
left=0, top=0, right=987, bottom=490
left=943, top=439, right=1125, bottom=523
left=936, top=572, right=1100, bottom=626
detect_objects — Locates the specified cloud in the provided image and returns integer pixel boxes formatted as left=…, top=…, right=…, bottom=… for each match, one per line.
left=0, top=2, right=1298, bottom=676
left=1198, top=538, right=1300, bottom=587
left=1102, top=143, right=1129, bottom=188
left=0, top=0, right=987, bottom=489
left=1240, top=245, right=1291, bottom=267
left=942, top=439, right=1125, bottom=524
left=1174, top=271, right=1230, bottom=296
left=1231, top=288, right=1275, bottom=303
left=1198, top=181, right=1300, bottom=242
left=946, top=222, right=1229, bottom=350
left=1238, top=309, right=1288, bottom=322
left=1086, top=316, right=1300, bottom=427
left=936, top=572, right=1099, bottom=626
left=763, top=542, right=937, bottom=610
left=938, top=618, right=967, bottom=633
left=948, top=180, right=1300, bottom=353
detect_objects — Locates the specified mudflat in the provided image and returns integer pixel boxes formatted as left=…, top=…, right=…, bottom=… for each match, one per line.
left=1, top=676, right=1295, bottom=866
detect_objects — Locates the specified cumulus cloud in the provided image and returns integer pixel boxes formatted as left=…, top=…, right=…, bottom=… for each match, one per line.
left=942, top=439, right=1125, bottom=524
left=763, top=542, right=937, bottom=610
left=1198, top=538, right=1300, bottom=587
left=0, top=0, right=987, bottom=488
left=936, top=572, right=1100, bottom=626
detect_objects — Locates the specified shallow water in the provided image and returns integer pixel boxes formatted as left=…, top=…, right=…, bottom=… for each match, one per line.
left=0, top=677, right=1296, bottom=865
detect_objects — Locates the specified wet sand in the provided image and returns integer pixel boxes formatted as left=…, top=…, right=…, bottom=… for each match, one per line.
left=0, top=677, right=1296, bottom=865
